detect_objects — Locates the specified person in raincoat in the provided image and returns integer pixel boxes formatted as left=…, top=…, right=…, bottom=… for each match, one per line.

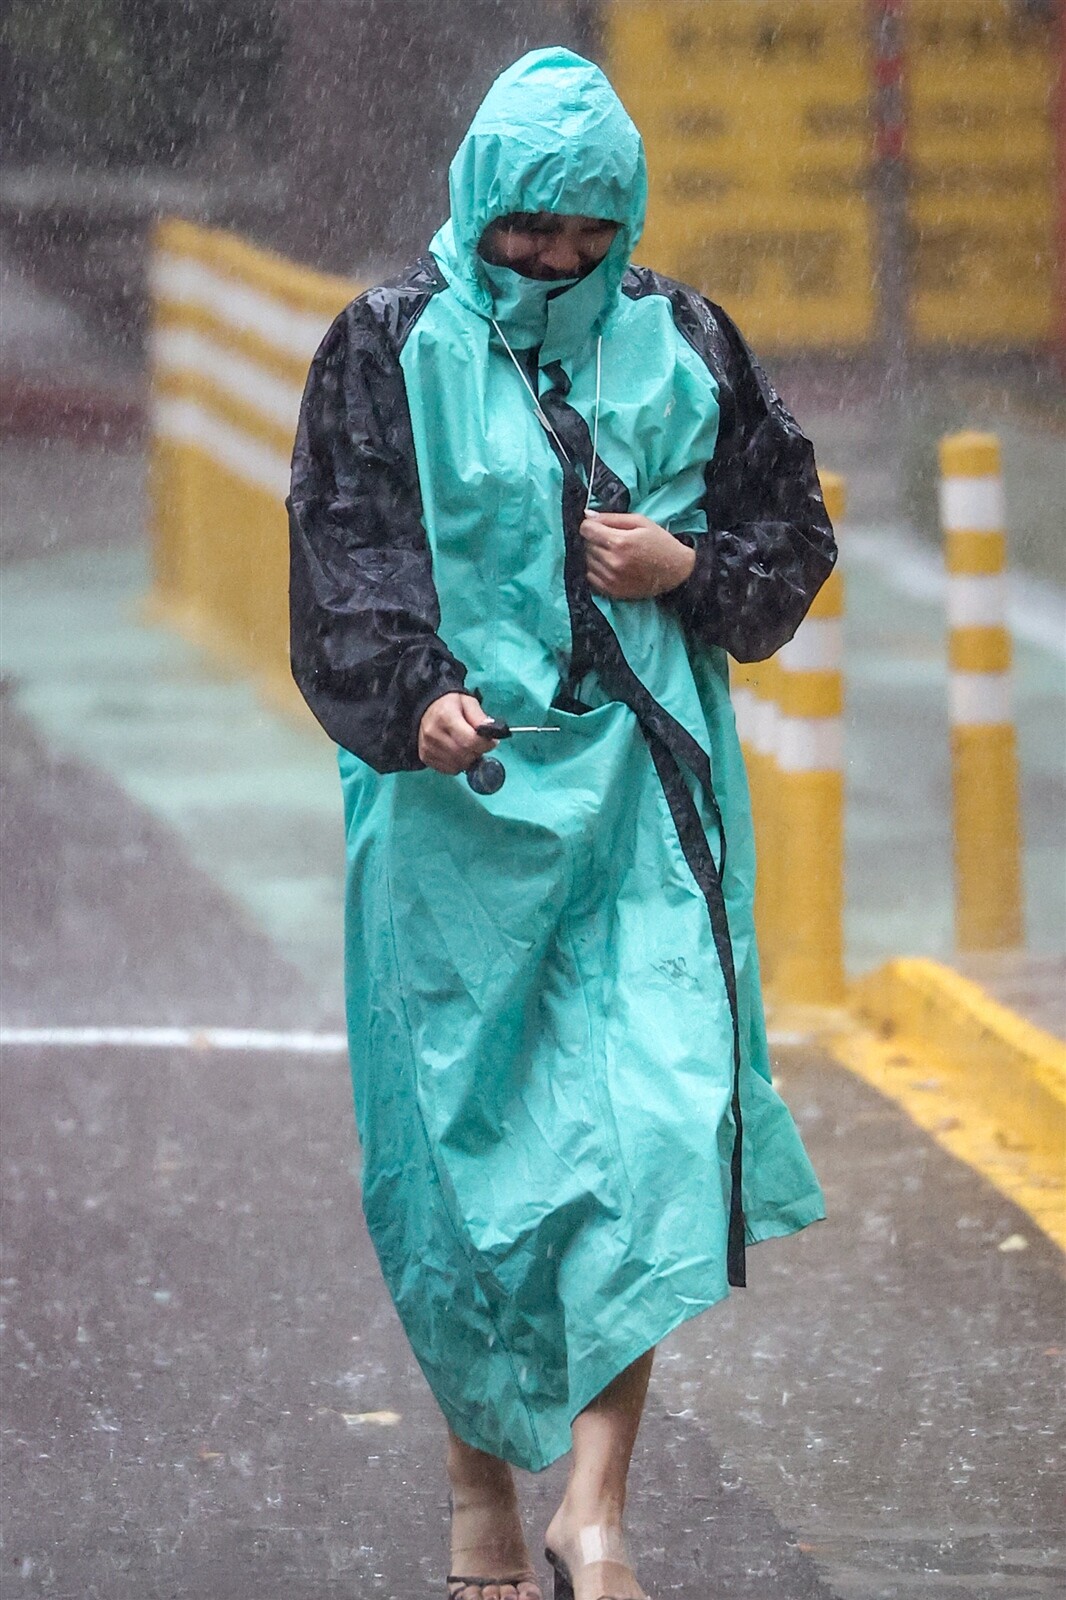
left=288, top=47, right=835, bottom=1600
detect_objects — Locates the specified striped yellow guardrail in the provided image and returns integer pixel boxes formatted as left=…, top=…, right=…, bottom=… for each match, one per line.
left=148, top=217, right=356, bottom=707
left=773, top=471, right=846, bottom=1004
left=938, top=431, right=1024, bottom=950
left=734, top=472, right=846, bottom=1007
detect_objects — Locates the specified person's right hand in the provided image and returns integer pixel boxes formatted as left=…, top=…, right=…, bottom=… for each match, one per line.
left=418, top=693, right=498, bottom=775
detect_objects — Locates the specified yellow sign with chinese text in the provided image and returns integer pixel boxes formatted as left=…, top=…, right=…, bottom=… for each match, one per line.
left=608, top=0, right=876, bottom=349
left=608, top=0, right=1057, bottom=349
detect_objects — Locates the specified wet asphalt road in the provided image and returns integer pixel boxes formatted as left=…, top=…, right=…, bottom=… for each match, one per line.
left=2, top=696, right=1064, bottom=1600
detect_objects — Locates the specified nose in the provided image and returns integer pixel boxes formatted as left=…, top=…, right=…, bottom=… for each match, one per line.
left=537, top=235, right=584, bottom=274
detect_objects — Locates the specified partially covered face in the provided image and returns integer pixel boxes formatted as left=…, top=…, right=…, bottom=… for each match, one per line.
left=478, top=212, right=619, bottom=281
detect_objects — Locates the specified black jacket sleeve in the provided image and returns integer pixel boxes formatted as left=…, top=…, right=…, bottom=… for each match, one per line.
left=287, top=296, right=469, bottom=770
left=660, top=294, right=837, bottom=663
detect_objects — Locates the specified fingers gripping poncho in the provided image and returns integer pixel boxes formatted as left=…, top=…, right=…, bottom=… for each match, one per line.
left=288, top=48, right=834, bottom=1471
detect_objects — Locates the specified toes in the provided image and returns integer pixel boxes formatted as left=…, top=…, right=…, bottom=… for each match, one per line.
left=450, top=1581, right=540, bottom=1600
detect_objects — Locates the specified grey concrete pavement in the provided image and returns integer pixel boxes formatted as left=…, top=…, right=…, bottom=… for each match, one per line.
left=1, top=695, right=834, bottom=1600
left=6, top=1032, right=1062, bottom=1600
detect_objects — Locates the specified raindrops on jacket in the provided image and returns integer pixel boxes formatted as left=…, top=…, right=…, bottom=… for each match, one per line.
left=288, top=48, right=835, bottom=1471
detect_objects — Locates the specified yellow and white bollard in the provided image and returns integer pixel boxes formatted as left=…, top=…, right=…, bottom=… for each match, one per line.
left=939, top=432, right=1023, bottom=950
left=769, top=471, right=847, bottom=1005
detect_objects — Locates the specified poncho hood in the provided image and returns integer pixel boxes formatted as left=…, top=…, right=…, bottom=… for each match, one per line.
left=429, top=47, right=647, bottom=342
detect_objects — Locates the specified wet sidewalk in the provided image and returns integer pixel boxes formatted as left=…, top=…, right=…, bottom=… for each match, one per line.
left=2, top=688, right=1063, bottom=1599
left=2, top=431, right=1064, bottom=1598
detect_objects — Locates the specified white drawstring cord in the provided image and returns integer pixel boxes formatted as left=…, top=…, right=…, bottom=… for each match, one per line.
left=491, top=317, right=571, bottom=462
left=490, top=317, right=604, bottom=505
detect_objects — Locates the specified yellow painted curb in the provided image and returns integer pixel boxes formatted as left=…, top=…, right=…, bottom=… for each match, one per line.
left=852, top=958, right=1066, bottom=1147
left=845, top=958, right=1065, bottom=1248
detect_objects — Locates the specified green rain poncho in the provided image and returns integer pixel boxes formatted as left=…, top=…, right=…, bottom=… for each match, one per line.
left=288, top=48, right=834, bottom=1470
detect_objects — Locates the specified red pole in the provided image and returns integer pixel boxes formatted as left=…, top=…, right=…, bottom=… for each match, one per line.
left=871, top=0, right=907, bottom=164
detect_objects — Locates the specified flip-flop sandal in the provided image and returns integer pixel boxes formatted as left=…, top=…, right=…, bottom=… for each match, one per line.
left=544, top=1546, right=648, bottom=1600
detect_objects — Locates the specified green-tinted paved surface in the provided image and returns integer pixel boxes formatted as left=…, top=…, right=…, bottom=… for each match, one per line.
left=2, top=537, right=345, bottom=1014
left=3, top=451, right=1062, bottom=993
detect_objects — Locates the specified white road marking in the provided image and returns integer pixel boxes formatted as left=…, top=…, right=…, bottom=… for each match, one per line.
left=1, top=1024, right=816, bottom=1053
left=0, top=1026, right=348, bottom=1053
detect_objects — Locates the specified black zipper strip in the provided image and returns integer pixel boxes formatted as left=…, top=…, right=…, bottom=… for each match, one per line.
left=535, top=364, right=747, bottom=1288
left=541, top=359, right=632, bottom=514
left=645, top=736, right=747, bottom=1287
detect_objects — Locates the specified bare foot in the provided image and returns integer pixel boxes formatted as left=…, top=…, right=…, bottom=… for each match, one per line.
left=448, top=1438, right=541, bottom=1600
left=544, top=1504, right=646, bottom=1600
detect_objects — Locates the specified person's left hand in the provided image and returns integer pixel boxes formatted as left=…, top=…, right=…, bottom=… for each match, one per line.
left=580, top=512, right=697, bottom=600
